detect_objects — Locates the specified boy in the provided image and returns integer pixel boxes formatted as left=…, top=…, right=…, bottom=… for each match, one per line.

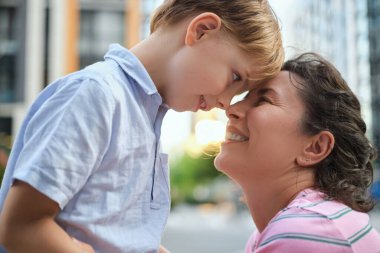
left=0, top=0, right=283, bottom=252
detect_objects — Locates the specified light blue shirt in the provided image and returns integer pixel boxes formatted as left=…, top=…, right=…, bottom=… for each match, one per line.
left=0, top=44, right=170, bottom=253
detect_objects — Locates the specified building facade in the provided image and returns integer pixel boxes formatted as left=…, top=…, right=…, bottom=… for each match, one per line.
left=368, top=0, right=380, bottom=152
left=287, top=0, right=373, bottom=138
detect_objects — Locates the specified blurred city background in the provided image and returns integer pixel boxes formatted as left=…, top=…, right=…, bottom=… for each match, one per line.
left=0, top=0, right=379, bottom=252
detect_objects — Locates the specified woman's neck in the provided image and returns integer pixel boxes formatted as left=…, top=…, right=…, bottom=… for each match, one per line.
left=241, top=169, right=315, bottom=232
left=243, top=186, right=296, bottom=232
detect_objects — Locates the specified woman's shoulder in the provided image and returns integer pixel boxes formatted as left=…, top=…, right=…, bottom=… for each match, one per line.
left=268, top=189, right=370, bottom=234
left=255, top=189, right=380, bottom=252
left=263, top=199, right=348, bottom=239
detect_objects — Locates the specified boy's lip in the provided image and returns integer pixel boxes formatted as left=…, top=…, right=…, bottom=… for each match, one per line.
left=197, top=95, right=209, bottom=111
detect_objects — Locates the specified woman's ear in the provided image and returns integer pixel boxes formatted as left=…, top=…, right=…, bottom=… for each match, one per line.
left=296, top=131, right=335, bottom=167
left=185, top=12, right=222, bottom=46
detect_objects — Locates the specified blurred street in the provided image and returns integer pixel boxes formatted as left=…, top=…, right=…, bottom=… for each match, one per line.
left=162, top=204, right=380, bottom=253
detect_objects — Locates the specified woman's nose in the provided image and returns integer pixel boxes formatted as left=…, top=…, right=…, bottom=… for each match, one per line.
left=226, top=101, right=245, bottom=120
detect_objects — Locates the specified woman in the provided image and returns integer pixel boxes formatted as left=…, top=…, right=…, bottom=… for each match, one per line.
left=215, top=53, right=380, bottom=252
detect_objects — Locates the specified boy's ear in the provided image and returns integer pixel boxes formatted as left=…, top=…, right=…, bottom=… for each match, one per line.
left=296, top=131, right=335, bottom=167
left=185, top=12, right=222, bottom=46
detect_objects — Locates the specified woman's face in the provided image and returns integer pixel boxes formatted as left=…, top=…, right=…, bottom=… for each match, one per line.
left=215, top=71, right=309, bottom=183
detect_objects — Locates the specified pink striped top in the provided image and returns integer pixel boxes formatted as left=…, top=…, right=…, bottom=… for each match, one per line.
left=245, top=188, right=380, bottom=253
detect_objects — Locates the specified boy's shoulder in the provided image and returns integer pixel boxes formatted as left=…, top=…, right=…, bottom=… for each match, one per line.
left=53, top=58, right=128, bottom=99
left=44, top=44, right=158, bottom=109
left=58, top=44, right=134, bottom=88
left=68, top=60, right=119, bottom=85
left=74, top=44, right=157, bottom=96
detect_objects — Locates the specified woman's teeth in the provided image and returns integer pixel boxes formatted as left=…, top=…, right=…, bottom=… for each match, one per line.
left=226, top=132, right=249, bottom=142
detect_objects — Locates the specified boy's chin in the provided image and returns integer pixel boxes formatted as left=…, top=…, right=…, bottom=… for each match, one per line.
left=171, top=107, right=188, bottom=112
left=166, top=102, right=189, bottom=112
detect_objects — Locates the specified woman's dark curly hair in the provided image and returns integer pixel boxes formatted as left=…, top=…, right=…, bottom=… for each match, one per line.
left=282, top=53, right=377, bottom=212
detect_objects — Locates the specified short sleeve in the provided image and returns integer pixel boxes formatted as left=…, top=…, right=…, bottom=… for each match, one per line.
left=12, top=78, right=115, bottom=209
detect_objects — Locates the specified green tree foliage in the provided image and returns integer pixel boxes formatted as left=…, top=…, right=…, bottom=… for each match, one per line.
left=170, top=150, right=224, bottom=206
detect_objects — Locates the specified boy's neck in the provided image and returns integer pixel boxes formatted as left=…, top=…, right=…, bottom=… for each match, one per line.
left=130, top=22, right=188, bottom=100
left=130, top=35, right=167, bottom=95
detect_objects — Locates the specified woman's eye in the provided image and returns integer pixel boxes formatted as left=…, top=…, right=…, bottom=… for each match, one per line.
left=255, top=97, right=270, bottom=106
left=232, top=72, right=241, bottom=82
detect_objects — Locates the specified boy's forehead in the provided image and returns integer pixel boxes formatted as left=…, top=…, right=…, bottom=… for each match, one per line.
left=244, top=73, right=276, bottom=95
left=235, top=43, right=283, bottom=85
left=243, top=56, right=267, bottom=80
left=245, top=69, right=268, bottom=89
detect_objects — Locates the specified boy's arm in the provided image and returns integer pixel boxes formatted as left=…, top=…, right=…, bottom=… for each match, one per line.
left=0, top=180, right=94, bottom=253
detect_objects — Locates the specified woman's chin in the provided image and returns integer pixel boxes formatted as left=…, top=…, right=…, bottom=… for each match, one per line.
left=214, top=154, right=225, bottom=172
left=214, top=153, right=232, bottom=174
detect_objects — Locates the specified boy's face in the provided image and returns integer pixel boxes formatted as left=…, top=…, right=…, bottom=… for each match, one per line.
left=165, top=35, right=257, bottom=112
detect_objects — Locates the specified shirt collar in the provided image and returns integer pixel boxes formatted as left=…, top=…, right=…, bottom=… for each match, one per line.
left=104, top=43, right=160, bottom=98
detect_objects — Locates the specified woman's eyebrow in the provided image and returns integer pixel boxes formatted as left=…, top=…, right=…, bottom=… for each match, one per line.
left=244, top=87, right=277, bottom=100
left=256, top=87, right=275, bottom=96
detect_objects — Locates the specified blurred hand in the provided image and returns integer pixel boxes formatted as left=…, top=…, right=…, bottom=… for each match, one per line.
left=159, top=245, right=171, bottom=253
left=72, top=237, right=95, bottom=253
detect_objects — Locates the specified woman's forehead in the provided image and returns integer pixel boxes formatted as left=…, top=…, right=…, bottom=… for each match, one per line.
left=247, top=71, right=295, bottom=96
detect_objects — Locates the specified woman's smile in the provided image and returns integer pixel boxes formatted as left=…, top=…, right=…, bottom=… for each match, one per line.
left=224, top=125, right=249, bottom=143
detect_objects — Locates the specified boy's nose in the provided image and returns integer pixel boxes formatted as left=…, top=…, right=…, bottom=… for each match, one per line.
left=216, top=93, right=233, bottom=110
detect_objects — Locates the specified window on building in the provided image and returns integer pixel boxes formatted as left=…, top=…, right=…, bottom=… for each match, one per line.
left=79, top=9, right=124, bottom=68
left=0, top=7, right=18, bottom=103
left=0, top=117, right=12, bottom=148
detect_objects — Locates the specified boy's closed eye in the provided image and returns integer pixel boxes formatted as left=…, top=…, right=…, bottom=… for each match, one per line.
left=232, top=72, right=242, bottom=82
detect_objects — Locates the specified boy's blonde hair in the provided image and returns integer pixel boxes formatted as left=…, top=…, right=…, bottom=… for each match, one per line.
left=150, top=0, right=284, bottom=81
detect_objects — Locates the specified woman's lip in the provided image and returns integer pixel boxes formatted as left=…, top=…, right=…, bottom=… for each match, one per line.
left=220, top=140, right=243, bottom=146
left=221, top=138, right=249, bottom=146
left=226, top=125, right=248, bottom=139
